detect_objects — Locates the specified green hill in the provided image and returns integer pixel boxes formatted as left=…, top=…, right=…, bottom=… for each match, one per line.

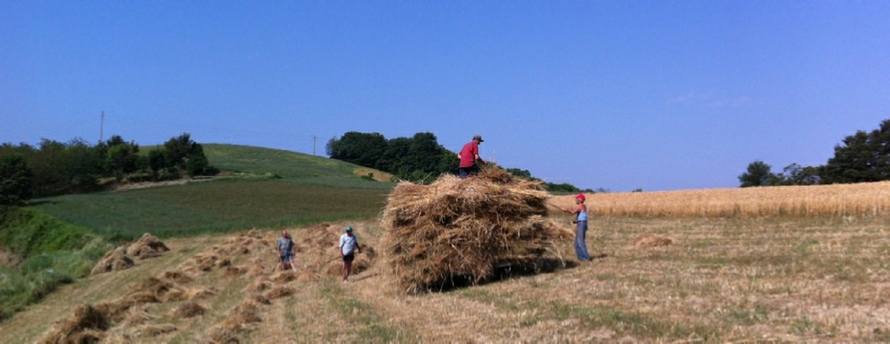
left=29, top=144, right=396, bottom=241
left=0, top=144, right=395, bottom=320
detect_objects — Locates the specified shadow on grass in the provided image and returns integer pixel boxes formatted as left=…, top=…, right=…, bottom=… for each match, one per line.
left=416, top=257, right=578, bottom=294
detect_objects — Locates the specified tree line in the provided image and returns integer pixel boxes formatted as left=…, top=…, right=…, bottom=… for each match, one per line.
left=739, top=118, right=890, bottom=187
left=326, top=131, right=593, bottom=192
left=0, top=133, right=214, bottom=206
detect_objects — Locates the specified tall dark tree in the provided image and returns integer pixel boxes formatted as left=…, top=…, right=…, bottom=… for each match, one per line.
left=821, top=119, right=890, bottom=184
left=776, top=163, right=821, bottom=185
left=103, top=135, right=140, bottom=182
left=0, top=155, right=34, bottom=206
left=186, top=142, right=209, bottom=177
left=406, top=132, right=447, bottom=175
left=376, top=137, right=411, bottom=178
left=147, top=149, right=167, bottom=181
left=739, top=160, right=777, bottom=187
left=327, top=132, right=388, bottom=168
left=64, top=138, right=103, bottom=192
left=164, top=133, right=194, bottom=170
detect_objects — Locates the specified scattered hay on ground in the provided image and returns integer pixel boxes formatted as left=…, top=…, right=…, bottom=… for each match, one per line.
left=263, top=286, right=295, bottom=300
left=128, top=277, right=186, bottom=302
left=131, top=324, right=177, bottom=338
left=224, top=265, right=247, bottom=277
left=295, top=270, right=318, bottom=283
left=381, top=167, right=570, bottom=293
left=159, top=270, right=193, bottom=284
left=125, top=291, right=159, bottom=304
left=269, top=271, right=296, bottom=284
left=186, top=287, right=218, bottom=300
left=93, top=300, right=137, bottom=324
left=633, top=234, right=673, bottom=248
left=40, top=305, right=109, bottom=344
left=126, top=233, right=170, bottom=259
left=248, top=294, right=271, bottom=306
left=171, top=301, right=206, bottom=318
left=120, top=304, right=154, bottom=327
left=243, top=280, right=272, bottom=293
left=90, top=246, right=135, bottom=275
left=202, top=325, right=240, bottom=344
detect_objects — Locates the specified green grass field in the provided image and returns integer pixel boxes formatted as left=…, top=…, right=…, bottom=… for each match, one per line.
left=31, top=144, right=394, bottom=241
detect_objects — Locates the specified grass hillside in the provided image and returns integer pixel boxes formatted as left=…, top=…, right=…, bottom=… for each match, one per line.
left=29, top=144, right=394, bottom=241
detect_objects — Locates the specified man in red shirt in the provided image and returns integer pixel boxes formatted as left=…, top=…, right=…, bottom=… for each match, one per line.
left=458, top=135, right=488, bottom=179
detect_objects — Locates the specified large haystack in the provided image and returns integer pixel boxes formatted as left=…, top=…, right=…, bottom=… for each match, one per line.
left=381, top=168, right=570, bottom=293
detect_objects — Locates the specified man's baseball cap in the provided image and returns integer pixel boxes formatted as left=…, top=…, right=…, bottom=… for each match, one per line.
left=473, top=135, right=484, bottom=142
left=576, top=194, right=586, bottom=201
left=345, top=226, right=353, bottom=232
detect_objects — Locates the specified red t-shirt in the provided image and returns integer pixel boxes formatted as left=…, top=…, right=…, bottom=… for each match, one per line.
left=459, top=141, right=479, bottom=168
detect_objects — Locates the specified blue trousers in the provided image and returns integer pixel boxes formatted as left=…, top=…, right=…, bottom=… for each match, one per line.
left=574, top=220, right=591, bottom=261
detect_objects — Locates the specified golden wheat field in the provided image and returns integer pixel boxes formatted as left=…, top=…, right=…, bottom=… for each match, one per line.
left=1, top=182, right=888, bottom=342
left=547, top=181, right=890, bottom=218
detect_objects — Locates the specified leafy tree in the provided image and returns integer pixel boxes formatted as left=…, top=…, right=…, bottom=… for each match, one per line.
left=544, top=182, right=581, bottom=193
left=822, top=119, right=890, bottom=184
left=164, top=133, right=194, bottom=170
left=0, top=155, right=34, bottom=205
left=186, top=143, right=209, bottom=177
left=63, top=138, right=103, bottom=193
left=376, top=137, right=411, bottom=178
left=327, top=132, right=388, bottom=168
left=739, top=160, right=778, bottom=187
left=102, top=135, right=140, bottom=182
left=406, top=132, right=450, bottom=175
left=776, top=163, right=821, bottom=186
left=506, top=168, right=534, bottom=179
left=147, top=149, right=167, bottom=181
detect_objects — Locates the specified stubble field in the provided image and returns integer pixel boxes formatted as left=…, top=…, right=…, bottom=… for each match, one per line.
left=2, top=196, right=887, bottom=342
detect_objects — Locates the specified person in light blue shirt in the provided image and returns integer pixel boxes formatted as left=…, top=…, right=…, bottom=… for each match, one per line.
left=339, top=226, right=362, bottom=282
left=562, top=194, right=591, bottom=262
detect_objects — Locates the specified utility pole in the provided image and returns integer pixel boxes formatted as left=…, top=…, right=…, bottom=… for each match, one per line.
left=312, top=135, right=317, bottom=156
left=99, top=111, right=104, bottom=143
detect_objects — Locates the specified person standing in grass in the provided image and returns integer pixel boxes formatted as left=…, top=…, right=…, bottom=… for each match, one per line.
left=339, top=226, right=362, bottom=282
left=563, top=194, right=592, bottom=262
left=458, top=135, right=488, bottom=179
left=277, top=230, right=298, bottom=272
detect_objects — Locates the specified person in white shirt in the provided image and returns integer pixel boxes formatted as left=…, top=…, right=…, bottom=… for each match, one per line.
left=338, top=226, right=362, bottom=282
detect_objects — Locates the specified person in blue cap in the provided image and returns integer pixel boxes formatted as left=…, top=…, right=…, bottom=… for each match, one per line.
left=338, top=226, right=362, bottom=282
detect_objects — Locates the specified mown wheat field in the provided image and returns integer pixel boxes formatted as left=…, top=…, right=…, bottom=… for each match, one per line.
left=1, top=182, right=888, bottom=342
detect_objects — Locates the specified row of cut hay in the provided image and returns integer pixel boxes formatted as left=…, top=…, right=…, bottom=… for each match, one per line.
left=43, top=229, right=278, bottom=344
left=40, top=270, right=211, bottom=343
left=381, top=168, right=570, bottom=293
left=90, top=233, right=170, bottom=275
left=549, top=181, right=890, bottom=218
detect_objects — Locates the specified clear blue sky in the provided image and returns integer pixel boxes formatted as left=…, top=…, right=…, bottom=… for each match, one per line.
left=2, top=1, right=888, bottom=191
